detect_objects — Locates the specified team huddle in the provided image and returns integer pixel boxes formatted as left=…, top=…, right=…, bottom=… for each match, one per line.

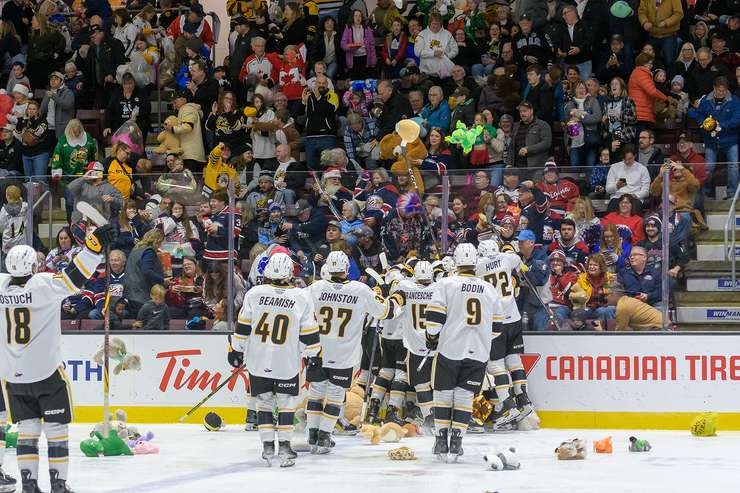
left=230, top=239, right=535, bottom=466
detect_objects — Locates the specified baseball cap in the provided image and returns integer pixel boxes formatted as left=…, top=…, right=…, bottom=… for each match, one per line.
left=323, top=168, right=342, bottom=180
left=295, top=199, right=312, bottom=213
left=520, top=13, right=533, bottom=21
left=84, top=161, right=104, bottom=179
left=611, top=34, right=624, bottom=42
left=544, top=161, right=558, bottom=172
left=518, top=229, right=536, bottom=242
left=518, top=100, right=533, bottom=110
left=327, top=220, right=341, bottom=230
left=233, top=15, right=249, bottom=25
left=49, top=71, right=64, bottom=81
left=404, top=65, right=421, bottom=76
left=350, top=224, right=374, bottom=238
left=452, top=87, right=470, bottom=98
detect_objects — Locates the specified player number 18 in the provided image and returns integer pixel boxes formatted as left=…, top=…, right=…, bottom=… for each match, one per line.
left=5, top=307, right=31, bottom=345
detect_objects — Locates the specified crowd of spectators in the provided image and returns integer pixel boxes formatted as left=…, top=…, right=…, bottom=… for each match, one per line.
left=0, top=0, right=738, bottom=331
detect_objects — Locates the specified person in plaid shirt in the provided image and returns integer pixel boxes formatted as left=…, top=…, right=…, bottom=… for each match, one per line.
left=343, top=112, right=379, bottom=169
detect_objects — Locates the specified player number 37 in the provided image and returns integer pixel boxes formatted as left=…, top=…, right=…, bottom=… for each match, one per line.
left=5, top=307, right=31, bottom=344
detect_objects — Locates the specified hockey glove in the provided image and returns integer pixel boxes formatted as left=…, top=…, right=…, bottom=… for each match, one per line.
left=227, top=338, right=244, bottom=368
left=391, top=289, right=407, bottom=307
left=305, top=356, right=324, bottom=383
left=425, top=332, right=439, bottom=351
left=379, top=283, right=391, bottom=297
left=85, top=224, right=116, bottom=254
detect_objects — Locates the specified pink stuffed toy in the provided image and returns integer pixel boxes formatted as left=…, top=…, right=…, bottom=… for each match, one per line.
left=133, top=441, right=160, bottom=455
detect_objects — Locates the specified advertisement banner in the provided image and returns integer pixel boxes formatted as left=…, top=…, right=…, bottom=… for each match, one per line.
left=61, top=333, right=740, bottom=429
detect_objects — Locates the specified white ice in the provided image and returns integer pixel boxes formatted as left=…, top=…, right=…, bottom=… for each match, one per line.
left=7, top=425, right=738, bottom=493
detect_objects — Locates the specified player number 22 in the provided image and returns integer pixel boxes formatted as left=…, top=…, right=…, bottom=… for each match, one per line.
left=466, top=298, right=482, bottom=325
left=5, top=307, right=31, bottom=344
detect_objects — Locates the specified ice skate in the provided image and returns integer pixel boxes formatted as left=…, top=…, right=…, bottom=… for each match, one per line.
left=422, top=414, right=435, bottom=435
left=366, top=398, right=381, bottom=424
left=244, top=409, right=258, bottom=431
left=278, top=441, right=297, bottom=468
left=21, top=470, right=41, bottom=493
left=448, top=429, right=464, bottom=462
left=0, top=467, right=17, bottom=493
left=515, top=392, right=533, bottom=421
left=384, top=405, right=405, bottom=426
left=433, top=428, right=449, bottom=462
left=467, top=417, right=485, bottom=434
left=50, top=470, right=73, bottom=493
left=261, top=441, right=276, bottom=467
left=405, top=401, right=423, bottom=424
left=492, top=397, right=520, bottom=426
left=335, top=418, right=359, bottom=436
left=308, top=428, right=319, bottom=454
left=316, top=430, right=334, bottom=455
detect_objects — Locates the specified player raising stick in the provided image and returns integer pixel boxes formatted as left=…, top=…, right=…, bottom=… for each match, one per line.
left=306, top=251, right=406, bottom=454
left=0, top=224, right=115, bottom=493
left=230, top=253, right=321, bottom=467
left=425, top=243, right=503, bottom=462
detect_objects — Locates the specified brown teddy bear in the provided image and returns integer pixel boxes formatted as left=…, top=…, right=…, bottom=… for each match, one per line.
left=379, top=130, right=428, bottom=195
left=344, top=384, right=365, bottom=426
left=154, top=115, right=183, bottom=155
left=360, top=423, right=408, bottom=445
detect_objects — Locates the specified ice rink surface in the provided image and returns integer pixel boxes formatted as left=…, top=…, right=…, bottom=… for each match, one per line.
left=7, top=424, right=738, bottom=493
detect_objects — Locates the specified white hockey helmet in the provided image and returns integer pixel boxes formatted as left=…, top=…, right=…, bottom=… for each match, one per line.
left=385, top=268, right=405, bottom=285
left=5, top=245, right=38, bottom=277
left=478, top=239, right=500, bottom=258
left=414, top=260, right=433, bottom=282
left=441, top=255, right=455, bottom=272
left=325, top=251, right=349, bottom=274
left=264, top=252, right=293, bottom=280
left=453, top=243, right=478, bottom=267
left=320, top=264, right=331, bottom=281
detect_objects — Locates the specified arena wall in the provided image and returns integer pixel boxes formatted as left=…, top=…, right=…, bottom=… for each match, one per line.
left=59, top=332, right=740, bottom=430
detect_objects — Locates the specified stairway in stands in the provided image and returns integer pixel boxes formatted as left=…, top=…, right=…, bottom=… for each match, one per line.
left=680, top=199, right=740, bottom=330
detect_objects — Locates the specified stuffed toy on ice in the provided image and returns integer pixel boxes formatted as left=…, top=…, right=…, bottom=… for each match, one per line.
left=155, top=116, right=183, bottom=155
left=593, top=436, right=613, bottom=453
left=445, top=121, right=483, bottom=154
left=388, top=446, right=417, bottom=460
left=628, top=436, right=652, bottom=452
left=379, top=130, right=428, bottom=195
left=484, top=447, right=520, bottom=470
left=555, top=438, right=587, bottom=460
left=3, top=425, right=17, bottom=448
left=360, top=423, right=408, bottom=444
left=344, top=385, right=365, bottom=426
left=691, top=412, right=718, bottom=436
left=80, top=430, right=133, bottom=457
left=93, top=409, right=140, bottom=441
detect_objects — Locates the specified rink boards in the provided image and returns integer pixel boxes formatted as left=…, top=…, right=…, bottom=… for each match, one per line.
left=58, top=332, right=740, bottom=430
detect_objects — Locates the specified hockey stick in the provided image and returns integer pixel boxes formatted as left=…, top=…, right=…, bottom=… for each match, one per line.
left=177, top=364, right=247, bottom=423
left=359, top=320, right=380, bottom=424
left=515, top=270, right=563, bottom=331
left=365, top=267, right=384, bottom=287
left=309, top=170, right=343, bottom=221
left=76, top=201, right=112, bottom=434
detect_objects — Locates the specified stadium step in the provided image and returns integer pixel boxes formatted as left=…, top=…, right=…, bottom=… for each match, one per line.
left=674, top=291, right=740, bottom=324
left=706, top=213, right=740, bottom=231
left=695, top=230, right=739, bottom=261
left=683, top=261, right=740, bottom=291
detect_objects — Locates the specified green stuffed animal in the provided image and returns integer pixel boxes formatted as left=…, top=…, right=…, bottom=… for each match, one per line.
left=4, top=425, right=17, bottom=448
left=445, top=121, right=483, bottom=154
left=80, top=430, right=133, bottom=457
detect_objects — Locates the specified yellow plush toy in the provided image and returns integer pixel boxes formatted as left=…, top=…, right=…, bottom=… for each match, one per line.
left=379, top=132, right=428, bottom=196
left=360, top=423, right=408, bottom=445
left=155, top=116, right=183, bottom=155
left=344, top=385, right=365, bottom=426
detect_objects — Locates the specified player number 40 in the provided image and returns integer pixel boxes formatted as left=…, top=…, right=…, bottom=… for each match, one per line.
left=254, top=312, right=289, bottom=345
left=5, top=307, right=31, bottom=344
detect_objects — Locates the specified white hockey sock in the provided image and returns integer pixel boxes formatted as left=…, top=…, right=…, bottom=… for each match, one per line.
left=505, top=354, right=526, bottom=395
left=275, top=394, right=296, bottom=442
left=17, top=419, right=42, bottom=481
left=306, top=380, right=327, bottom=431
left=487, top=359, right=512, bottom=403
left=44, top=422, right=69, bottom=481
left=318, top=382, right=345, bottom=433
left=451, top=387, right=474, bottom=434
left=370, top=368, right=394, bottom=401
left=246, top=394, right=256, bottom=413
left=388, top=370, right=408, bottom=409
left=256, top=393, right=276, bottom=444
left=414, top=382, right=434, bottom=418
left=433, top=389, right=453, bottom=433
left=0, top=411, right=7, bottom=465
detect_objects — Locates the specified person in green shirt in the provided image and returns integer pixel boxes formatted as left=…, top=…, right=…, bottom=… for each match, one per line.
left=50, top=119, right=98, bottom=222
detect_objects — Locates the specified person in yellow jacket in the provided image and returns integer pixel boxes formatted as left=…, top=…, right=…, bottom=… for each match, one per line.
left=227, top=0, right=268, bottom=22
left=638, top=0, right=683, bottom=68
left=202, top=143, right=239, bottom=199
left=106, top=142, right=134, bottom=200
